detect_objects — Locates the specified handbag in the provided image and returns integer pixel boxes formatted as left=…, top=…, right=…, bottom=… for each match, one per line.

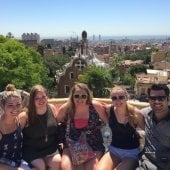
left=66, top=119, right=96, bottom=166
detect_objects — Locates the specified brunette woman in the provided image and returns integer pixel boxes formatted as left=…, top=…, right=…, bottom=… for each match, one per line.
left=22, top=85, right=61, bottom=170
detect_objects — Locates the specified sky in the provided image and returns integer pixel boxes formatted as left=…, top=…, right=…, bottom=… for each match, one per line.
left=1, top=0, right=170, bottom=39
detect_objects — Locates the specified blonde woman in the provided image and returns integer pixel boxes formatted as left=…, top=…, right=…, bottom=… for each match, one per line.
left=97, top=86, right=144, bottom=170
left=0, top=90, right=29, bottom=169
left=57, top=83, right=107, bottom=170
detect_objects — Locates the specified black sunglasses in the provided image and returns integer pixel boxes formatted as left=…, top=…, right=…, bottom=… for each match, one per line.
left=73, top=93, right=87, bottom=99
left=111, top=95, right=125, bottom=101
left=148, top=96, right=167, bottom=101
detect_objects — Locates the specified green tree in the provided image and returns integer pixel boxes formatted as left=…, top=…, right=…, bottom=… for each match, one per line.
left=129, top=64, right=147, bottom=77
left=6, top=32, right=14, bottom=38
left=0, top=35, right=50, bottom=91
left=121, top=73, right=135, bottom=88
left=43, top=54, right=71, bottom=97
left=44, top=54, right=71, bottom=77
left=78, top=66, right=112, bottom=97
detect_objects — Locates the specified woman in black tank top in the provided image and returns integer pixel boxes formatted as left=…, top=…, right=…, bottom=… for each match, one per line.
left=97, top=86, right=145, bottom=170
left=22, top=85, right=61, bottom=170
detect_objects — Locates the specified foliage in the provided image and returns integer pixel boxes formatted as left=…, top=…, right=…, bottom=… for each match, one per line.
left=120, top=73, right=135, bottom=88
left=44, top=54, right=71, bottom=77
left=123, top=48, right=154, bottom=64
left=0, top=36, right=50, bottom=91
left=37, top=44, right=46, bottom=56
left=78, top=66, right=112, bottom=97
left=6, top=32, right=14, bottom=38
left=129, top=64, right=148, bottom=76
left=66, top=46, right=76, bottom=57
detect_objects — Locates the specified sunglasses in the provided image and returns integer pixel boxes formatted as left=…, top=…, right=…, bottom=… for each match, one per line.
left=148, top=96, right=167, bottom=101
left=111, top=95, right=125, bottom=101
left=73, top=93, right=87, bottom=99
left=35, top=96, right=47, bottom=101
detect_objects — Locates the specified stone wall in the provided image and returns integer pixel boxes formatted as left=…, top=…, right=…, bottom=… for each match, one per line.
left=48, top=98, right=150, bottom=109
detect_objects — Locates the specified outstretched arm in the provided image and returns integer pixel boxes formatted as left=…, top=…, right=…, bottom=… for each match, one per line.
left=55, top=102, right=68, bottom=123
left=92, top=100, right=108, bottom=123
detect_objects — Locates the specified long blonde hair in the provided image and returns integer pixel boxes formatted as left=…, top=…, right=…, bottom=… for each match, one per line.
left=65, top=83, right=93, bottom=119
left=110, top=86, right=138, bottom=128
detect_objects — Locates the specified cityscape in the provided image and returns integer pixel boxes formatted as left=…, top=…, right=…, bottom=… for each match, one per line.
left=3, top=30, right=170, bottom=100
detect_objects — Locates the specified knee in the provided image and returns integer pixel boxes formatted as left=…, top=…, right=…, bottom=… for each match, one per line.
left=49, top=154, right=61, bottom=169
left=61, top=157, right=73, bottom=170
left=31, top=158, right=46, bottom=170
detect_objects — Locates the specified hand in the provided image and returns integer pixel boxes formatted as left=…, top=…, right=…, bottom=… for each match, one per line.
left=137, top=129, right=145, bottom=138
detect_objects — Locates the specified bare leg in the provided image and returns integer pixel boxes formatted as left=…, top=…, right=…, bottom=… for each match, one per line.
left=115, top=157, right=138, bottom=170
left=84, top=151, right=103, bottom=170
left=31, top=158, right=46, bottom=170
left=97, top=152, right=120, bottom=170
left=61, top=148, right=76, bottom=170
left=45, top=153, right=61, bottom=170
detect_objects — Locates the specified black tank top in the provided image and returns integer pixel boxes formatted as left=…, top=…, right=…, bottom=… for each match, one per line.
left=22, top=105, right=59, bottom=162
left=109, top=106, right=139, bottom=149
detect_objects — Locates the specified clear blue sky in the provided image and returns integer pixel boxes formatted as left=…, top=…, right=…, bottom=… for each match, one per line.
left=1, top=0, right=170, bottom=38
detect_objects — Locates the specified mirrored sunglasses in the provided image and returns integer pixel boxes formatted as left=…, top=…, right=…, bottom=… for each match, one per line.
left=73, top=93, right=87, bottom=99
left=148, top=96, right=167, bottom=101
left=111, top=95, right=125, bottom=101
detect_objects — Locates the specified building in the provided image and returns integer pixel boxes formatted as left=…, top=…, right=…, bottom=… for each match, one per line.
left=21, top=33, right=40, bottom=48
left=135, top=69, right=168, bottom=100
left=56, top=31, right=108, bottom=97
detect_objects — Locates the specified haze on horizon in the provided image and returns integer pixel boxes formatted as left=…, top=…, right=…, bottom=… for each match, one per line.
left=1, top=0, right=170, bottom=38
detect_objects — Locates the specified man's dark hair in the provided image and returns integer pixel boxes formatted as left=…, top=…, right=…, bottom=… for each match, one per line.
left=147, top=84, right=169, bottom=96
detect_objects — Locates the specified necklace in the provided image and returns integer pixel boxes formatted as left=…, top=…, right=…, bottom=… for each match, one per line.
left=37, top=115, right=48, bottom=143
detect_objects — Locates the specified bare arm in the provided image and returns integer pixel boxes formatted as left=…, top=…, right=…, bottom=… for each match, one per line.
left=55, top=102, right=68, bottom=123
left=17, top=111, right=28, bottom=129
left=48, top=103, right=59, bottom=118
left=92, top=100, right=108, bottom=123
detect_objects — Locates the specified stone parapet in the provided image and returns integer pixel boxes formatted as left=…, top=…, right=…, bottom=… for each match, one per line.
left=48, top=98, right=150, bottom=109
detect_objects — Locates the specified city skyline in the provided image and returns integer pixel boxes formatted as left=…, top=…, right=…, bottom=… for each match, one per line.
left=1, top=0, right=170, bottom=38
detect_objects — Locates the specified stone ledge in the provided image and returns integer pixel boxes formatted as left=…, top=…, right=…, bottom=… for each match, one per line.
left=48, top=98, right=150, bottom=109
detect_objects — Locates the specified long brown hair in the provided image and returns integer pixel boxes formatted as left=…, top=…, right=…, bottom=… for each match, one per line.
left=27, top=84, right=48, bottom=125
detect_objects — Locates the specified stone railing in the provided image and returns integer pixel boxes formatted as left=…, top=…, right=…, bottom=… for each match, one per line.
left=48, top=98, right=150, bottom=109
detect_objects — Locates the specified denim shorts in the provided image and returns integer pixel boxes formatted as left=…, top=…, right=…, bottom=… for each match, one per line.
left=108, top=145, right=140, bottom=160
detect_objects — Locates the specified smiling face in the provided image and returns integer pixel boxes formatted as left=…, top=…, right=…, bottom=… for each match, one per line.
left=34, top=91, right=48, bottom=109
left=73, top=87, right=88, bottom=106
left=1, top=91, right=22, bottom=118
left=110, top=86, right=128, bottom=108
left=4, top=96, right=22, bottom=117
left=148, top=89, right=169, bottom=116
